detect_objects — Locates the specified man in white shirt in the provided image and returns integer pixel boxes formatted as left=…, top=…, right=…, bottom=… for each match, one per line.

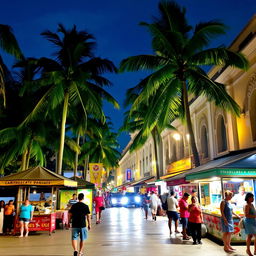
left=150, top=191, right=159, bottom=221
left=167, top=191, right=179, bottom=234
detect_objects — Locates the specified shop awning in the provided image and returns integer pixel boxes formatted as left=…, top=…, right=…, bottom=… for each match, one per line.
left=0, top=166, right=77, bottom=187
left=70, top=176, right=95, bottom=189
left=130, top=176, right=155, bottom=186
left=161, top=170, right=189, bottom=180
left=186, top=153, right=256, bottom=181
left=115, top=181, right=132, bottom=189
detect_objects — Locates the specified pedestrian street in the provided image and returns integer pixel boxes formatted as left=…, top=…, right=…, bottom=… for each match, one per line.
left=0, top=208, right=247, bottom=256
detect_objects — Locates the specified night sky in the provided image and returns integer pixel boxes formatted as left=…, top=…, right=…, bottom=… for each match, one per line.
left=0, top=0, right=255, bottom=151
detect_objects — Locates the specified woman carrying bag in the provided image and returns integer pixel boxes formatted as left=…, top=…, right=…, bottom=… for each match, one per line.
left=93, top=191, right=105, bottom=224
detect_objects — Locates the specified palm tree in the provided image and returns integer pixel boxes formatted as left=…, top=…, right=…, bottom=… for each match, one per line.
left=121, top=89, right=176, bottom=179
left=81, top=119, right=120, bottom=170
left=0, top=24, right=23, bottom=107
left=22, top=24, right=119, bottom=174
left=120, top=0, right=248, bottom=167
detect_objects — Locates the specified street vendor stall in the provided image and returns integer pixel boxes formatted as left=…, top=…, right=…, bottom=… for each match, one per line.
left=186, top=154, right=256, bottom=243
left=59, top=176, right=95, bottom=214
left=0, top=166, right=77, bottom=235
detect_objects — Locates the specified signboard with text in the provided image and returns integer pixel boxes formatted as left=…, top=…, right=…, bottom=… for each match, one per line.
left=167, top=157, right=192, bottom=174
left=126, top=169, right=132, bottom=181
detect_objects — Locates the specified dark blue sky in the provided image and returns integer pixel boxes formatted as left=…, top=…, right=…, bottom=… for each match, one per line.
left=0, top=0, right=255, bottom=151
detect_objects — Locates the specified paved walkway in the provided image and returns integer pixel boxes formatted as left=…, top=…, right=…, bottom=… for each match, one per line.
left=0, top=208, right=247, bottom=256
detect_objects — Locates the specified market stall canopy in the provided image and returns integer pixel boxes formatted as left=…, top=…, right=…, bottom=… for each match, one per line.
left=130, top=176, right=155, bottom=186
left=164, top=149, right=256, bottom=183
left=0, top=166, right=77, bottom=187
left=187, top=152, right=256, bottom=181
left=70, top=176, right=95, bottom=189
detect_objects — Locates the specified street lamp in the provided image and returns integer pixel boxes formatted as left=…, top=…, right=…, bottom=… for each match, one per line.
left=173, top=133, right=181, bottom=141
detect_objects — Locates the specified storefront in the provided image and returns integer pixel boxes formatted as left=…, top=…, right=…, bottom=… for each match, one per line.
left=129, top=176, right=156, bottom=194
left=0, top=166, right=77, bottom=235
left=186, top=157, right=256, bottom=243
left=161, top=157, right=195, bottom=199
left=59, top=176, right=95, bottom=214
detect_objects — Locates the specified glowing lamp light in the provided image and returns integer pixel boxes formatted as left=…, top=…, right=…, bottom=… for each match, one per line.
left=173, top=133, right=181, bottom=141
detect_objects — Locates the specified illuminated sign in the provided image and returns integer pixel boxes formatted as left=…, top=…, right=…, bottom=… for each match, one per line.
left=167, top=157, right=192, bottom=173
left=126, top=169, right=132, bottom=181
left=0, top=180, right=77, bottom=187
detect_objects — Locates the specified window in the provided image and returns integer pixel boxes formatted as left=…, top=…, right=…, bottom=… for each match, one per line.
left=165, top=142, right=169, bottom=166
left=179, top=137, right=184, bottom=159
left=250, top=90, right=256, bottom=141
left=201, top=125, right=209, bottom=158
left=170, top=141, right=177, bottom=163
left=149, top=144, right=152, bottom=172
left=217, top=115, right=227, bottom=153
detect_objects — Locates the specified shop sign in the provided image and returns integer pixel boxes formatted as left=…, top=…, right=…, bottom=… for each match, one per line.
left=126, top=169, right=132, bottom=181
left=15, top=214, right=56, bottom=232
left=89, top=163, right=103, bottom=186
left=167, top=157, right=192, bottom=174
left=0, top=180, right=69, bottom=186
left=187, top=168, right=256, bottom=181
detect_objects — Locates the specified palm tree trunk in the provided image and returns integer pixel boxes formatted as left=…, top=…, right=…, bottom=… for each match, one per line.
left=74, top=134, right=80, bottom=177
left=20, top=150, right=28, bottom=171
left=84, top=155, right=89, bottom=180
left=152, top=127, right=160, bottom=179
left=182, top=81, right=200, bottom=167
left=57, top=92, right=69, bottom=174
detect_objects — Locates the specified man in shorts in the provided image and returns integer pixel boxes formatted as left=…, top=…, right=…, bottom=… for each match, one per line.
left=69, top=193, right=91, bottom=256
left=167, top=191, right=179, bottom=235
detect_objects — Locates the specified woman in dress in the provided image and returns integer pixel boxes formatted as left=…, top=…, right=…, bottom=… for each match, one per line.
left=243, top=193, right=256, bottom=256
left=0, top=200, right=5, bottom=234
left=19, top=199, right=34, bottom=237
left=93, top=191, right=104, bottom=224
left=220, top=190, right=241, bottom=253
left=188, top=196, right=203, bottom=245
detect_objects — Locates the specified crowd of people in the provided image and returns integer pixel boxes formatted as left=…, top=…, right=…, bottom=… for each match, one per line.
left=140, top=189, right=256, bottom=255
left=0, top=189, right=256, bottom=256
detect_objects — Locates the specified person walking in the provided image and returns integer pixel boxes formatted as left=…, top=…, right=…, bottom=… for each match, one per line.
left=243, top=192, right=256, bottom=256
left=69, top=193, right=91, bottom=256
left=167, top=191, right=179, bottom=235
left=93, top=191, right=105, bottom=224
left=19, top=199, right=34, bottom=237
left=188, top=196, right=203, bottom=245
left=179, top=192, right=190, bottom=240
left=150, top=191, right=158, bottom=221
left=142, top=193, right=150, bottom=220
left=3, top=200, right=15, bottom=235
left=220, top=190, right=241, bottom=253
left=0, top=200, right=5, bottom=234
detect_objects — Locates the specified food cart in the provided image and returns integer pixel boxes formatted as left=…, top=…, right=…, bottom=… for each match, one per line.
left=0, top=166, right=77, bottom=235
left=186, top=153, right=256, bottom=243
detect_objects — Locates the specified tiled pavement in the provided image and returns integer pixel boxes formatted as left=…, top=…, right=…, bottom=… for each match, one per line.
left=0, top=208, right=247, bottom=256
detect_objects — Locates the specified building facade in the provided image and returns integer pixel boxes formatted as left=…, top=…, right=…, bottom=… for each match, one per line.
left=116, top=16, right=256, bottom=188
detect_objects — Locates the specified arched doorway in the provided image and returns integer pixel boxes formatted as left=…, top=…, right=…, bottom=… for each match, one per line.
left=217, top=115, right=227, bottom=153
left=201, top=125, right=209, bottom=158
